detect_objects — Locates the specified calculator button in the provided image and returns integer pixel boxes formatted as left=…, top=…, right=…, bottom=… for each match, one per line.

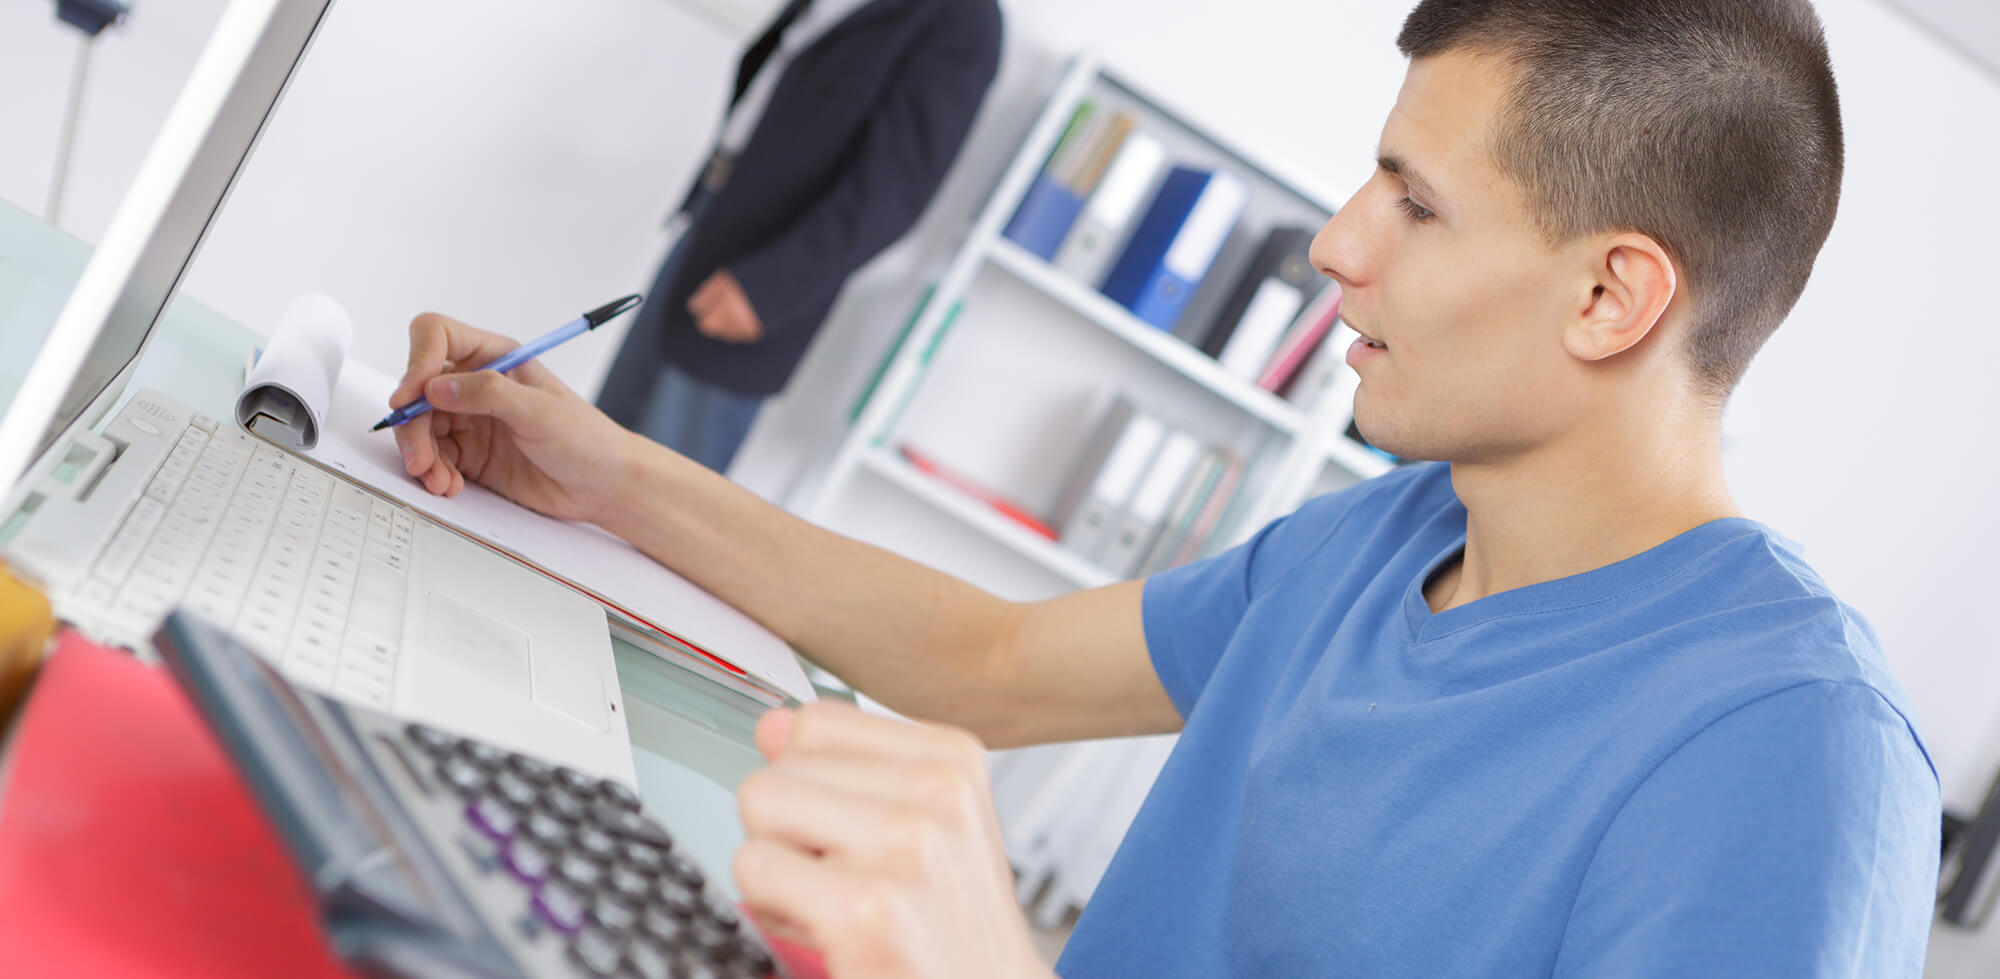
left=439, top=757, right=487, bottom=796
left=590, top=894, right=640, bottom=934
left=460, top=740, right=508, bottom=769
left=598, top=778, right=643, bottom=812
left=553, top=766, right=597, bottom=797
left=569, top=926, right=624, bottom=976
left=641, top=907, right=691, bottom=946
left=625, top=941, right=674, bottom=979
left=405, top=722, right=456, bottom=755
left=524, top=810, right=570, bottom=849
left=534, top=883, right=588, bottom=934
left=545, top=785, right=589, bottom=823
left=606, top=865, right=652, bottom=903
left=507, top=753, right=553, bottom=784
left=622, top=839, right=671, bottom=875
left=665, top=852, right=706, bottom=889
left=654, top=878, right=701, bottom=916
left=591, top=802, right=675, bottom=849
left=491, top=771, right=539, bottom=811
left=503, top=838, right=552, bottom=885
left=574, top=823, right=620, bottom=863
left=467, top=796, right=518, bottom=840
left=737, top=934, right=775, bottom=976
left=707, top=900, right=741, bottom=933
left=556, top=852, right=604, bottom=891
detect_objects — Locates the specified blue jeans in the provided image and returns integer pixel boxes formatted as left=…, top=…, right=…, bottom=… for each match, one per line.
left=596, top=224, right=765, bottom=474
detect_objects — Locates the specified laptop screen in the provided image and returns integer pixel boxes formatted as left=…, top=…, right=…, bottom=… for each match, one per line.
left=0, top=0, right=332, bottom=492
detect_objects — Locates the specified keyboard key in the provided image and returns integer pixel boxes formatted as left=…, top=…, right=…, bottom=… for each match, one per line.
left=534, top=883, right=587, bottom=934
left=570, top=927, right=625, bottom=977
left=191, top=414, right=218, bottom=433
left=503, top=838, right=552, bottom=886
left=467, top=796, right=517, bottom=840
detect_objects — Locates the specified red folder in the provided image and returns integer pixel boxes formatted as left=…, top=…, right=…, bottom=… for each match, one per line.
left=0, top=632, right=359, bottom=979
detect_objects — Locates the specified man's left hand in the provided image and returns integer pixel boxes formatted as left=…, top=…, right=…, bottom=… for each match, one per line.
left=689, top=269, right=764, bottom=343
left=733, top=702, right=1052, bottom=979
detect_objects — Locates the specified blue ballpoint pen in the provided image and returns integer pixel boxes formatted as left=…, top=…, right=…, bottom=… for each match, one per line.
left=370, top=294, right=642, bottom=432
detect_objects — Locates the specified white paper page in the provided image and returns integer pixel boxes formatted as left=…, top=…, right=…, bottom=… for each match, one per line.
left=302, top=359, right=815, bottom=704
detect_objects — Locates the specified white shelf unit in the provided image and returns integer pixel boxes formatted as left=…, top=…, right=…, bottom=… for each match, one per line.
left=794, top=56, right=1396, bottom=922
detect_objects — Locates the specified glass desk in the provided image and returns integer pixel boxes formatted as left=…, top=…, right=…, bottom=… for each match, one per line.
left=0, top=196, right=766, bottom=898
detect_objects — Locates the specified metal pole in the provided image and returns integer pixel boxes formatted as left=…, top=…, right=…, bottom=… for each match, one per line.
left=47, top=35, right=95, bottom=228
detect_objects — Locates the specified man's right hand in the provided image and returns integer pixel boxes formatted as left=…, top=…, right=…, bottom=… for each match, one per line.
left=390, top=312, right=640, bottom=523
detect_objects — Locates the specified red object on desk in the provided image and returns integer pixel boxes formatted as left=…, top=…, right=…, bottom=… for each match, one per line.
left=0, top=632, right=359, bottom=979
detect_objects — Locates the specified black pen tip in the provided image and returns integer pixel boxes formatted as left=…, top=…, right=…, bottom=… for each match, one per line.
left=370, top=420, right=390, bottom=432
left=584, top=294, right=644, bottom=327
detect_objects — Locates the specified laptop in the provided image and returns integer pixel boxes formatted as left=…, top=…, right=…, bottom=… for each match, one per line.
left=0, top=0, right=635, bottom=785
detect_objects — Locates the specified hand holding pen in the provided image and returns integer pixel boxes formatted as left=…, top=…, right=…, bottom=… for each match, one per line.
left=374, top=295, right=641, bottom=431
left=387, top=298, right=644, bottom=522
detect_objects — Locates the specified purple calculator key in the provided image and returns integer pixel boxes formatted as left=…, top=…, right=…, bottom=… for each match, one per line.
left=503, top=838, right=552, bottom=885
left=534, top=882, right=588, bottom=934
left=467, top=796, right=518, bottom=840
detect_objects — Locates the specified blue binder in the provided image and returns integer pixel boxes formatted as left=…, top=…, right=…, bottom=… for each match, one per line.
left=1099, top=167, right=1247, bottom=330
left=1002, top=173, right=1087, bottom=261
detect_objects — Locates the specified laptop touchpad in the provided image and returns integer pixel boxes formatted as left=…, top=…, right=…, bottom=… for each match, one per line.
left=422, top=592, right=533, bottom=696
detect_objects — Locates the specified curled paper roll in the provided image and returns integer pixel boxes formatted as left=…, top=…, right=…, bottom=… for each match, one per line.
left=234, top=293, right=352, bottom=449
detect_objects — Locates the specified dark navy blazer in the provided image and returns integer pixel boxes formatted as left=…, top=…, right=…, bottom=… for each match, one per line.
left=648, top=0, right=1003, bottom=396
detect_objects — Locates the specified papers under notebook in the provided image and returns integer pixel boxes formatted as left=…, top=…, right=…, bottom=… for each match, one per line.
left=236, top=295, right=814, bottom=705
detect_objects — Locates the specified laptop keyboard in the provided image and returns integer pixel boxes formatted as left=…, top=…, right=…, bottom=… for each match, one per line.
left=75, top=414, right=409, bottom=708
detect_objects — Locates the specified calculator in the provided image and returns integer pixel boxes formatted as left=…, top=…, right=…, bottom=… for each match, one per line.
left=153, top=610, right=783, bottom=979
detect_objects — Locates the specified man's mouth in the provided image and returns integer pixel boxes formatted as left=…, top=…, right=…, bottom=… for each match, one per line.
left=1350, top=326, right=1387, bottom=350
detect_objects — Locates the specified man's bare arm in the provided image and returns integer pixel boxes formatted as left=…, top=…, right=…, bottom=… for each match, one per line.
left=600, top=441, right=1183, bottom=748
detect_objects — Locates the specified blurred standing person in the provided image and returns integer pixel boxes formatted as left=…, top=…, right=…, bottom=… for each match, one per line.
left=596, top=0, right=1004, bottom=473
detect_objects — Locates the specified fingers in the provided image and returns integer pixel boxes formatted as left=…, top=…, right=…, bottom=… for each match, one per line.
left=423, top=368, right=551, bottom=434
left=760, top=704, right=988, bottom=768
left=393, top=313, right=519, bottom=406
left=738, top=766, right=914, bottom=861
left=733, top=838, right=876, bottom=950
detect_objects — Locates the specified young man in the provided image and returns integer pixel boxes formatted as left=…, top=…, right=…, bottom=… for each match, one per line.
left=391, top=0, right=1939, bottom=974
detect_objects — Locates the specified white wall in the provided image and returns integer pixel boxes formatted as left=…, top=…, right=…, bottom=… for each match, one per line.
left=3, top=0, right=1999, bottom=966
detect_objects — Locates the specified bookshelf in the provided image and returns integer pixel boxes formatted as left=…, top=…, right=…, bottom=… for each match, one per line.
left=792, top=56, right=1394, bottom=922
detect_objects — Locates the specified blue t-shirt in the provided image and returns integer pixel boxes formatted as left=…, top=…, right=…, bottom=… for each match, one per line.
left=1057, top=463, right=1939, bottom=977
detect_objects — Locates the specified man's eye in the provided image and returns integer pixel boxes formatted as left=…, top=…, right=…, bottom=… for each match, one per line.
left=1396, top=197, right=1435, bottom=223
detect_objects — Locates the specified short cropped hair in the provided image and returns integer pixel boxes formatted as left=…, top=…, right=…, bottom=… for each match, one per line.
left=1398, top=0, right=1844, bottom=398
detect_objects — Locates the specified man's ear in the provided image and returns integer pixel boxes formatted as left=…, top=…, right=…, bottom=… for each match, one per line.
left=1563, top=234, right=1677, bottom=362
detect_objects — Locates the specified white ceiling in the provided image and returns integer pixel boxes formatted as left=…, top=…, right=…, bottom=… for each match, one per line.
left=1882, top=0, right=2000, bottom=78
